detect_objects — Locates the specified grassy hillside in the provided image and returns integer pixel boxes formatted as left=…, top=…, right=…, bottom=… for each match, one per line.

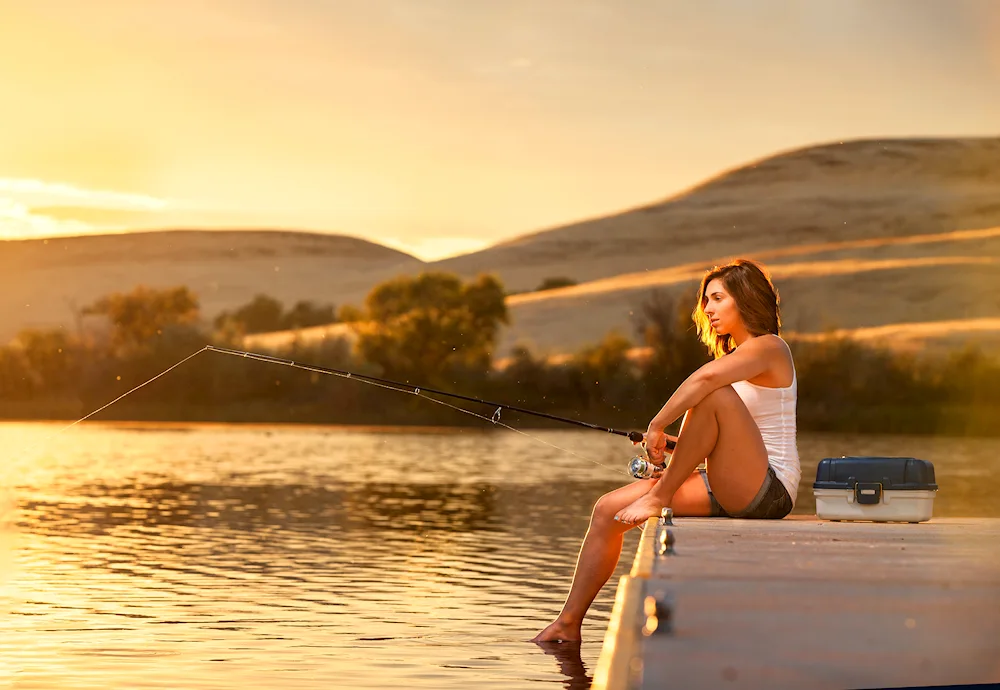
left=246, top=137, right=1000, bottom=357
left=4, top=137, right=999, bottom=355
left=431, top=137, right=1000, bottom=293
left=0, top=229, right=423, bottom=342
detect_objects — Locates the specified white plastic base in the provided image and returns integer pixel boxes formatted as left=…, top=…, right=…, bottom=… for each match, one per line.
left=814, top=488, right=936, bottom=523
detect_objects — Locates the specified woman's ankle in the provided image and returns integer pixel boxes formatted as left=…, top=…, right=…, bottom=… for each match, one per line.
left=650, top=483, right=675, bottom=506
left=555, top=613, right=582, bottom=627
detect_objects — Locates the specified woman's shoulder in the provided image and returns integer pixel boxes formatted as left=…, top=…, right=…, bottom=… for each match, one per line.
left=746, top=334, right=795, bottom=386
left=749, top=333, right=794, bottom=364
left=746, top=333, right=789, bottom=352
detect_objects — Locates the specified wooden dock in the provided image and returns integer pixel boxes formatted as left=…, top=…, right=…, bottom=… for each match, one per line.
left=592, top=514, right=1000, bottom=689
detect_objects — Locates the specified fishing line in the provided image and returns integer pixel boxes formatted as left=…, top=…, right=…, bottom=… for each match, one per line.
left=7, top=347, right=211, bottom=463
left=204, top=346, right=650, bottom=443
left=11, top=345, right=638, bottom=476
left=202, top=346, right=632, bottom=476
left=1, top=347, right=215, bottom=523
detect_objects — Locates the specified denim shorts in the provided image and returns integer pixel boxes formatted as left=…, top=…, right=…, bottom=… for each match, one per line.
left=699, top=465, right=793, bottom=519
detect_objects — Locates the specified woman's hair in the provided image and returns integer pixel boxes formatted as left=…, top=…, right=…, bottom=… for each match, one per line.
left=693, top=258, right=781, bottom=358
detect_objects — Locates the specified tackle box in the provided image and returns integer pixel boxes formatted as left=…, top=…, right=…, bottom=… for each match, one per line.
left=813, top=456, right=938, bottom=523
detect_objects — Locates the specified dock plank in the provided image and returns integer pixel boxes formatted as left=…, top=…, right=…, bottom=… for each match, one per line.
left=593, top=516, right=1000, bottom=689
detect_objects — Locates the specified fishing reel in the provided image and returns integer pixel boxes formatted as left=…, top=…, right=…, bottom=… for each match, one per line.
left=627, top=440, right=667, bottom=479
left=628, top=454, right=666, bottom=479
left=625, top=431, right=675, bottom=479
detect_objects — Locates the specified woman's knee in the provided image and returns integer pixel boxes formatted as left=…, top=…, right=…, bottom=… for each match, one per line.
left=592, top=487, right=640, bottom=525
left=697, top=384, right=742, bottom=412
left=592, top=493, right=618, bottom=523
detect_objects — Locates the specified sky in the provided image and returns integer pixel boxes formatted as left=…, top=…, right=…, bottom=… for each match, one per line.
left=1, top=0, right=998, bottom=260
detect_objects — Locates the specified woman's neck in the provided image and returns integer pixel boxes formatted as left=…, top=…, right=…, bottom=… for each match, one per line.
left=731, top=326, right=753, bottom=348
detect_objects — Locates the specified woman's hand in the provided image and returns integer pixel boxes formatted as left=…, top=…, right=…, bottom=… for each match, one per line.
left=638, top=428, right=671, bottom=464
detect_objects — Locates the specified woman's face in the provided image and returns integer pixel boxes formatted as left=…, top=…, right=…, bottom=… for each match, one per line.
left=702, top=278, right=741, bottom=335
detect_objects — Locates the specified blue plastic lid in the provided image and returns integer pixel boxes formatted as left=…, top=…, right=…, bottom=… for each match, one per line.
left=813, top=456, right=937, bottom=491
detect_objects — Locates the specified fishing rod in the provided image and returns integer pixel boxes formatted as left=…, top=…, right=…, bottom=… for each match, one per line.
left=204, top=345, right=676, bottom=478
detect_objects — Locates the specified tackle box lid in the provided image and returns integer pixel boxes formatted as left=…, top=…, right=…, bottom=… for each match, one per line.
left=813, top=456, right=938, bottom=491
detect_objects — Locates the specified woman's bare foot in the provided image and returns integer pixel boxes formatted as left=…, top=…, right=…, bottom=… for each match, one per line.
left=531, top=618, right=582, bottom=643
left=614, top=493, right=667, bottom=526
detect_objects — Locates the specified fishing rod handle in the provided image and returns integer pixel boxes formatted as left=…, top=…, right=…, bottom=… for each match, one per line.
left=627, top=430, right=677, bottom=450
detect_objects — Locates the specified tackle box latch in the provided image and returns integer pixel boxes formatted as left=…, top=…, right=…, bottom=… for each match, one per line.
left=854, top=482, right=883, bottom=505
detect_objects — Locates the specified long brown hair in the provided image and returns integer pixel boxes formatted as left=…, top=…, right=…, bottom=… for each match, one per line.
left=693, top=259, right=780, bottom=359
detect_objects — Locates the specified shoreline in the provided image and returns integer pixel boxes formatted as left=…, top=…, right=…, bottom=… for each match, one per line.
left=2, top=416, right=1000, bottom=440
left=2, top=417, right=1000, bottom=439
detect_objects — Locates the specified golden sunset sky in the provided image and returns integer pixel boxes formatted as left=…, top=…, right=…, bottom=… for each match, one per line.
left=1, top=0, right=998, bottom=259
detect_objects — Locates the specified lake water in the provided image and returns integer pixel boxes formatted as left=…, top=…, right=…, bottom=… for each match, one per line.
left=2, top=423, right=998, bottom=689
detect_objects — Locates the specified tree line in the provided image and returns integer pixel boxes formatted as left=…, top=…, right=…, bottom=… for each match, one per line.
left=1, top=272, right=997, bottom=437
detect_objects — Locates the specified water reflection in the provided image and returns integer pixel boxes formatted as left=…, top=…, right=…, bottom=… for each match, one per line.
left=21, top=481, right=503, bottom=534
left=535, top=642, right=592, bottom=690
left=19, top=479, right=635, bottom=541
left=1, top=424, right=998, bottom=689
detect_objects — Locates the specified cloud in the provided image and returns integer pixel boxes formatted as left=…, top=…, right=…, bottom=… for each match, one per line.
left=29, top=206, right=168, bottom=226
left=0, top=178, right=176, bottom=239
left=0, top=198, right=94, bottom=238
left=0, top=178, right=169, bottom=211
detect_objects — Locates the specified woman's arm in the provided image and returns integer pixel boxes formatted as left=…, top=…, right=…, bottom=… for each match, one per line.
left=647, top=335, right=781, bottom=433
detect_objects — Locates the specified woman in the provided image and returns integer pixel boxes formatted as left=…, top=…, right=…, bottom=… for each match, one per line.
left=532, top=258, right=800, bottom=644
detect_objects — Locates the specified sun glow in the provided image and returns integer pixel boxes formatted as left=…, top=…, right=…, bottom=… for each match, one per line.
left=0, top=179, right=168, bottom=210
left=0, top=178, right=173, bottom=239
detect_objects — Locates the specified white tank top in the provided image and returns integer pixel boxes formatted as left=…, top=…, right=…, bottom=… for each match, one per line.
left=729, top=339, right=801, bottom=505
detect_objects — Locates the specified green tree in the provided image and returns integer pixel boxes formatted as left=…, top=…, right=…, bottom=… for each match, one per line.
left=536, top=276, right=577, bottom=292
left=352, top=272, right=508, bottom=382
left=572, top=331, right=638, bottom=411
left=214, top=294, right=284, bottom=334
left=574, top=331, right=634, bottom=382
left=84, top=286, right=200, bottom=352
left=281, top=300, right=336, bottom=330
left=0, top=347, right=32, bottom=398
left=632, top=288, right=709, bottom=389
left=14, top=328, right=81, bottom=390
left=501, top=345, right=548, bottom=388
left=337, top=304, right=365, bottom=323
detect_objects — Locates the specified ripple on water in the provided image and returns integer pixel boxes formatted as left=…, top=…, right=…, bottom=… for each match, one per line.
left=1, top=424, right=997, bottom=688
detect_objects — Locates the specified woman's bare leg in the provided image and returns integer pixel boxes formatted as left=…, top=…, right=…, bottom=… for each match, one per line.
left=531, top=472, right=711, bottom=643
left=615, top=385, right=769, bottom=525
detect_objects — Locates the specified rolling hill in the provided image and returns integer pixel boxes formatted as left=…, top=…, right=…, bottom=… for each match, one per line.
left=0, top=229, right=423, bottom=342
left=248, top=137, right=1000, bottom=357
left=430, top=137, right=1000, bottom=293
left=4, top=136, right=1000, bottom=357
